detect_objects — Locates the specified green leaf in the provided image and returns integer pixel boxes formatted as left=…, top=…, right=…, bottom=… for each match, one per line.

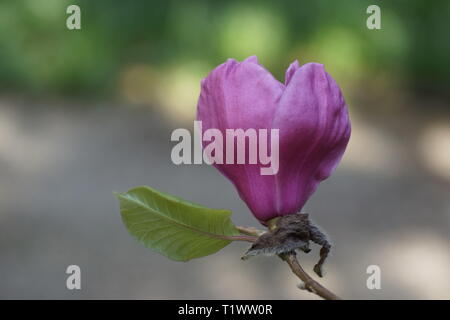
left=115, top=186, right=241, bottom=261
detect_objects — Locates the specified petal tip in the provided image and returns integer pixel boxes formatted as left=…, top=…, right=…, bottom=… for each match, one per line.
left=243, top=55, right=259, bottom=64
left=302, top=62, right=325, bottom=70
left=285, top=59, right=301, bottom=85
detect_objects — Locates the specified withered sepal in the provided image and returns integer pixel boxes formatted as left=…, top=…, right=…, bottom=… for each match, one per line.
left=241, top=213, right=331, bottom=277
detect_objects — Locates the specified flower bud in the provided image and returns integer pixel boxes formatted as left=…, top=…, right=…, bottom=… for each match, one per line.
left=197, top=56, right=351, bottom=223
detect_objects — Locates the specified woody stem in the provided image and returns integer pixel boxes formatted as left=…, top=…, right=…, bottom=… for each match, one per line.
left=237, top=220, right=342, bottom=300
left=279, top=252, right=341, bottom=300
left=267, top=218, right=342, bottom=300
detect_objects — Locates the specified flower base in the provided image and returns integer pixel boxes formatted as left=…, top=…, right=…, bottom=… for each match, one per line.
left=241, top=213, right=331, bottom=277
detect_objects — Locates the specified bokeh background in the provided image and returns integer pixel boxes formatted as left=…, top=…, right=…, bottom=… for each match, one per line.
left=0, top=0, right=449, bottom=299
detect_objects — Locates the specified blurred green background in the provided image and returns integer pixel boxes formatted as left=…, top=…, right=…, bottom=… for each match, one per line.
left=2, top=0, right=450, bottom=100
left=0, top=0, right=449, bottom=299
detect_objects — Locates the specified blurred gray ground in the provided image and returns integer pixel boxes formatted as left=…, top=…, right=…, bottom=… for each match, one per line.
left=0, top=97, right=449, bottom=299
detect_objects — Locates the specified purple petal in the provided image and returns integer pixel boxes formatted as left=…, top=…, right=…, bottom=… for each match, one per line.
left=197, top=58, right=351, bottom=223
left=273, top=63, right=351, bottom=216
left=284, top=60, right=299, bottom=85
left=197, top=58, right=284, bottom=218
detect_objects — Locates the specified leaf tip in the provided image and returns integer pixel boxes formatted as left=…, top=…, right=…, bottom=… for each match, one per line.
left=113, top=190, right=124, bottom=197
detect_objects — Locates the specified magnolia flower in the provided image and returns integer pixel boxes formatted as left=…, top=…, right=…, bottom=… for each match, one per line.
left=197, top=56, right=351, bottom=223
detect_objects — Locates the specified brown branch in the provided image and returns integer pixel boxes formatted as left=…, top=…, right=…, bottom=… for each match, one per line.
left=237, top=223, right=342, bottom=300
left=280, top=252, right=342, bottom=300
